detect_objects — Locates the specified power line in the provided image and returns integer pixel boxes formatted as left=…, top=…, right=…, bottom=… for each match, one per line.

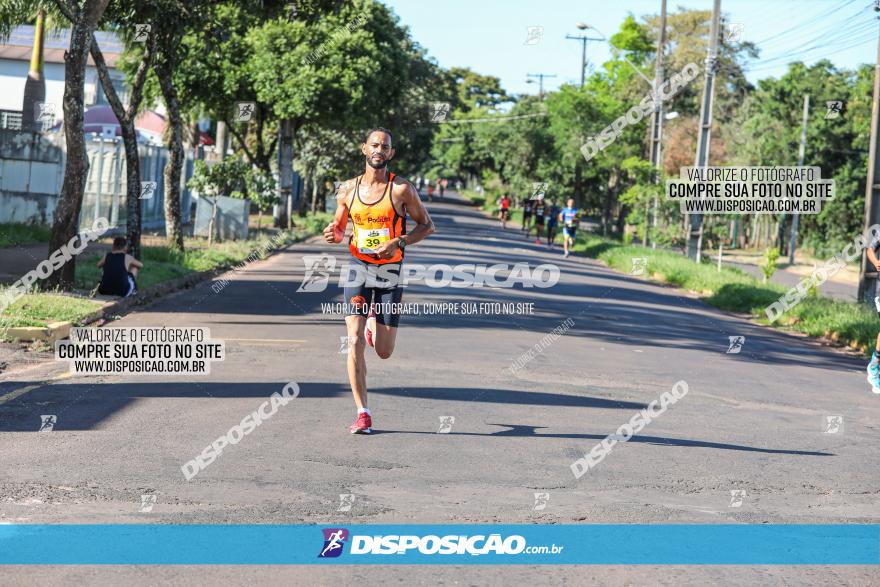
left=751, top=0, right=861, bottom=48
left=750, top=17, right=876, bottom=67
left=737, top=7, right=878, bottom=74
left=745, top=26, right=878, bottom=72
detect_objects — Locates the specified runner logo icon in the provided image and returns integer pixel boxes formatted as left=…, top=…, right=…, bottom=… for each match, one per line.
left=298, top=254, right=337, bottom=292
left=318, top=528, right=349, bottom=558
left=727, top=336, right=745, bottom=354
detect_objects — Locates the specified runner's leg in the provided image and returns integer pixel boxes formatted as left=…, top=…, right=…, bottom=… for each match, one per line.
left=374, top=323, right=398, bottom=360
left=343, top=277, right=373, bottom=410
left=345, top=314, right=368, bottom=409
left=373, top=284, right=403, bottom=359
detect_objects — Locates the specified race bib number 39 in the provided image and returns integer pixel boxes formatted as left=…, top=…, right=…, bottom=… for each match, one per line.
left=356, top=227, right=390, bottom=253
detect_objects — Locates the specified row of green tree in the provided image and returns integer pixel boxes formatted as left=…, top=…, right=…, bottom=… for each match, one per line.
left=1, top=0, right=473, bottom=289
left=429, top=8, right=873, bottom=258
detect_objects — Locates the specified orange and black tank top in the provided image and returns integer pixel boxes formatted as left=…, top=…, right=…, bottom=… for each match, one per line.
left=347, top=172, right=406, bottom=264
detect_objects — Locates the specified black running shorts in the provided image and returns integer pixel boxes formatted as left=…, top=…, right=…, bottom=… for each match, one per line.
left=342, top=259, right=404, bottom=327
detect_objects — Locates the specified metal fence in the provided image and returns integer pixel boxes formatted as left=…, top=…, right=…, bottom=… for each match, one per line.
left=78, top=138, right=195, bottom=232
left=0, top=129, right=195, bottom=230
left=0, top=110, right=23, bottom=131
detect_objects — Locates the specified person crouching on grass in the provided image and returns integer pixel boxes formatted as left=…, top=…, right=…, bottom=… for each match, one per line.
left=97, top=236, right=142, bottom=298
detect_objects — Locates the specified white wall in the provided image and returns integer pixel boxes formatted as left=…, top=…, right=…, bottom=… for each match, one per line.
left=0, top=59, right=112, bottom=120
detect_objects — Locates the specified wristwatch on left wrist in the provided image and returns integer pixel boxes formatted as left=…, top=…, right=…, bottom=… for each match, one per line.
left=397, top=237, right=406, bottom=250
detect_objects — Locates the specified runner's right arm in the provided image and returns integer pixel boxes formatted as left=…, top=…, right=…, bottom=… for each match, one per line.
left=323, top=183, right=352, bottom=244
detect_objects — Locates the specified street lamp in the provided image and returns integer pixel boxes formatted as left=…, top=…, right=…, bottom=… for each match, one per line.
left=526, top=74, right=556, bottom=101
left=566, top=23, right=606, bottom=88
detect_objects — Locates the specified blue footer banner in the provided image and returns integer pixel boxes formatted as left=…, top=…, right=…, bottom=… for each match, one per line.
left=1, top=524, right=878, bottom=564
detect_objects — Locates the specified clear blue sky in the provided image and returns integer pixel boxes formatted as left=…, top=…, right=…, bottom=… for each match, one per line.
left=382, top=0, right=879, bottom=98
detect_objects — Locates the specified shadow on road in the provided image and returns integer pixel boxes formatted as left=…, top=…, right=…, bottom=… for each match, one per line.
left=0, top=381, right=645, bottom=432
left=0, top=379, right=832, bottom=457
left=349, top=424, right=833, bottom=457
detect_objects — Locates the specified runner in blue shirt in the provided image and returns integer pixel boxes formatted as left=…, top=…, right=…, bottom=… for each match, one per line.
left=560, top=198, right=580, bottom=258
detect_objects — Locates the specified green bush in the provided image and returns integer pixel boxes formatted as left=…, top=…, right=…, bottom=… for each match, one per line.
left=760, top=247, right=780, bottom=283
left=572, top=232, right=878, bottom=355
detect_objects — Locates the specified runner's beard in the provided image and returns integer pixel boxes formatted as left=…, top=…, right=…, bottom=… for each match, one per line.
left=367, top=156, right=387, bottom=169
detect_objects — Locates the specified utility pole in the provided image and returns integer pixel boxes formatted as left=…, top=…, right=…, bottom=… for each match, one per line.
left=788, top=94, right=809, bottom=265
left=215, top=121, right=228, bottom=160
left=275, top=118, right=294, bottom=228
left=526, top=73, right=557, bottom=100
left=566, top=28, right=605, bottom=87
left=686, top=0, right=721, bottom=262
left=648, top=0, right=667, bottom=249
left=567, top=24, right=604, bottom=209
left=565, top=35, right=588, bottom=88
left=858, top=16, right=880, bottom=302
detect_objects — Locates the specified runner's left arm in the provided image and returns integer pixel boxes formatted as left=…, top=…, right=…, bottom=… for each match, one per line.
left=398, top=181, right=435, bottom=247
left=374, top=182, right=435, bottom=259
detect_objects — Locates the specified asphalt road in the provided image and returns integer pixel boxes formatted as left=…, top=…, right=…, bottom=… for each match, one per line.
left=1, top=194, right=878, bottom=585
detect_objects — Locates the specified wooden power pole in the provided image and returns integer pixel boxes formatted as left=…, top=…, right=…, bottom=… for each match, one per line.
left=648, top=0, right=667, bottom=249
left=686, top=0, right=721, bottom=262
left=788, top=94, right=810, bottom=265
left=859, top=19, right=880, bottom=302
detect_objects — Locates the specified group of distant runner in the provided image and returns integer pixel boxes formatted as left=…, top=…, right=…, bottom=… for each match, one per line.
left=414, top=176, right=452, bottom=202
left=498, top=194, right=581, bottom=258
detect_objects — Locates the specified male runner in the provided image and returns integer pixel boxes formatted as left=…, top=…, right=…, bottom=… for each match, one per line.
left=499, top=194, right=511, bottom=229
left=560, top=198, right=580, bottom=258
left=521, top=198, right=533, bottom=232
left=546, top=199, right=560, bottom=248
left=865, top=235, right=880, bottom=394
left=533, top=198, right=546, bottom=244
left=323, top=128, right=436, bottom=433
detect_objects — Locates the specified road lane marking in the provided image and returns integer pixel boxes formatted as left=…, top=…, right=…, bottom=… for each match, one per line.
left=0, top=384, right=43, bottom=406
left=0, top=371, right=73, bottom=406
left=223, top=338, right=307, bottom=343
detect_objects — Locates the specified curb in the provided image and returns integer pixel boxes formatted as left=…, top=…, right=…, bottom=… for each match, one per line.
left=77, top=231, right=324, bottom=328
left=6, top=230, right=324, bottom=342
left=3, top=321, right=71, bottom=345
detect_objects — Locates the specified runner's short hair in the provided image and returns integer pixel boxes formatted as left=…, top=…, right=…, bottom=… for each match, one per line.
left=113, top=236, right=127, bottom=249
left=364, top=127, right=393, bottom=144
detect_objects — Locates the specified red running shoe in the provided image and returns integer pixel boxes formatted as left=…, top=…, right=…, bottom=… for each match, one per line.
left=350, top=413, right=372, bottom=434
